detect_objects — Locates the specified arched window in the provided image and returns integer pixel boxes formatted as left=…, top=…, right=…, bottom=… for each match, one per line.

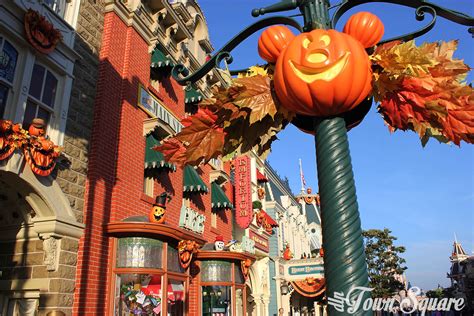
left=23, top=64, right=58, bottom=130
left=0, top=37, right=18, bottom=118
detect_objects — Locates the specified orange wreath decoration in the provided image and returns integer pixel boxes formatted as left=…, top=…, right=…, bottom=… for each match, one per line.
left=24, top=9, right=63, bottom=54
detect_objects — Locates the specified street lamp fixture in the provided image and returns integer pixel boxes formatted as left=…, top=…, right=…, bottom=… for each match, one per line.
left=280, top=281, right=289, bottom=295
left=169, top=1, right=474, bottom=315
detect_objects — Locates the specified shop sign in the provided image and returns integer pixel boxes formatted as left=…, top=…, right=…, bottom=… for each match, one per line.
left=179, top=205, right=205, bottom=234
left=249, top=230, right=269, bottom=253
left=288, top=263, right=324, bottom=276
left=138, top=85, right=182, bottom=133
left=241, top=235, right=255, bottom=254
left=235, top=156, right=252, bottom=228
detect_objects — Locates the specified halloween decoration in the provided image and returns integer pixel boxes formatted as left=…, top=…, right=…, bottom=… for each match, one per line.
left=178, top=240, right=199, bottom=269
left=319, top=247, right=324, bottom=257
left=241, top=258, right=252, bottom=280
left=0, top=120, right=16, bottom=161
left=343, top=11, right=384, bottom=48
left=283, top=243, right=293, bottom=260
left=290, top=278, right=326, bottom=298
left=257, top=186, right=265, bottom=200
left=24, top=9, right=63, bottom=54
left=273, top=28, right=373, bottom=117
left=214, top=235, right=225, bottom=251
left=226, top=240, right=243, bottom=252
left=148, top=192, right=171, bottom=224
left=21, top=118, right=61, bottom=176
left=255, top=209, right=278, bottom=234
left=258, top=25, right=295, bottom=63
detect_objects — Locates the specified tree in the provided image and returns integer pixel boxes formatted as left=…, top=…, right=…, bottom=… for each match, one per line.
left=363, top=228, right=407, bottom=298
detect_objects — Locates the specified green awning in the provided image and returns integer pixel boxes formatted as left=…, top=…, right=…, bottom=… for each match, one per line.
left=151, top=47, right=174, bottom=68
left=183, top=165, right=208, bottom=193
left=145, top=134, right=176, bottom=171
left=185, top=87, right=203, bottom=104
left=211, top=182, right=233, bottom=210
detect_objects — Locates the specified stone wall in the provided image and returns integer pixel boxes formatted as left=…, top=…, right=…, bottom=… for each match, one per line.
left=56, top=0, right=105, bottom=224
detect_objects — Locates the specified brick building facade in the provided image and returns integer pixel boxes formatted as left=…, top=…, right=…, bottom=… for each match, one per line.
left=0, top=0, right=103, bottom=314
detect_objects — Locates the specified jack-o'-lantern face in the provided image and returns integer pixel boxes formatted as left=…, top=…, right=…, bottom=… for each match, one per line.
left=273, top=29, right=372, bottom=117
left=149, top=205, right=165, bottom=223
left=289, top=33, right=350, bottom=84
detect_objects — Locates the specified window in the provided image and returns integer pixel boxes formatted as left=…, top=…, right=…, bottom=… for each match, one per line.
left=202, top=285, right=232, bottom=316
left=0, top=37, right=18, bottom=118
left=211, top=212, right=217, bottom=228
left=23, top=64, right=57, bottom=130
left=143, top=172, right=154, bottom=197
left=113, top=237, right=188, bottom=315
left=44, top=0, right=67, bottom=18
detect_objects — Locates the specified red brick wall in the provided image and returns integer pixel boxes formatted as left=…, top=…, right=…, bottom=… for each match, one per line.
left=74, top=11, right=234, bottom=316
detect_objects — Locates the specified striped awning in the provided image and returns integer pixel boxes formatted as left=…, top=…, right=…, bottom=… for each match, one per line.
left=211, top=182, right=233, bottom=210
left=145, top=134, right=176, bottom=171
left=256, top=169, right=268, bottom=182
left=183, top=165, right=208, bottom=193
left=185, top=87, right=203, bottom=104
left=151, top=47, right=174, bottom=68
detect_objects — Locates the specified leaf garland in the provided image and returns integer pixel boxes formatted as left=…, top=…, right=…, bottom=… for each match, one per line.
left=372, top=40, right=474, bottom=146
left=156, top=67, right=294, bottom=166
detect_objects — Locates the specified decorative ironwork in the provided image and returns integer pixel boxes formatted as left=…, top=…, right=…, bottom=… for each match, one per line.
left=332, top=0, right=474, bottom=42
left=170, top=16, right=302, bottom=86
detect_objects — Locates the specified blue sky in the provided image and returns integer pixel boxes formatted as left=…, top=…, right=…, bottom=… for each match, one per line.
left=197, top=0, right=474, bottom=291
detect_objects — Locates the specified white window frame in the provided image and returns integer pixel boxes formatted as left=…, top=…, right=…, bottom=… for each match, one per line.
left=43, top=0, right=82, bottom=29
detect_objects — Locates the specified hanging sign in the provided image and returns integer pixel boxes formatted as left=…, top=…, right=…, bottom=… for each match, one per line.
left=235, top=155, right=252, bottom=228
left=138, top=85, right=182, bottom=133
left=179, top=205, right=205, bottom=234
left=249, top=230, right=269, bottom=253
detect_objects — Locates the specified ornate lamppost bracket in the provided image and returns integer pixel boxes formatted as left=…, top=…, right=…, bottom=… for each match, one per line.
left=332, top=0, right=474, bottom=43
left=170, top=16, right=302, bottom=86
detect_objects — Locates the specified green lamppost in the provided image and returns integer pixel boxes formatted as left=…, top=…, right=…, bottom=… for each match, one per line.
left=169, top=1, right=474, bottom=315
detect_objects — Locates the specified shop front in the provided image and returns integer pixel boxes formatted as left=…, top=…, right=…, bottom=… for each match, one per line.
left=106, top=219, right=207, bottom=315
left=195, top=250, right=255, bottom=316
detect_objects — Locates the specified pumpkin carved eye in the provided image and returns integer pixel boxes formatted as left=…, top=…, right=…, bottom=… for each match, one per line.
left=302, top=38, right=311, bottom=49
left=320, top=35, right=330, bottom=46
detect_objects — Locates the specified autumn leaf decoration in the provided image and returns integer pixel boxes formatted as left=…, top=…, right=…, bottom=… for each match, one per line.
left=372, top=40, right=474, bottom=146
left=156, top=66, right=294, bottom=166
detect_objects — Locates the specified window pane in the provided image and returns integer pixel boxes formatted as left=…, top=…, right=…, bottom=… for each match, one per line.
left=236, top=288, right=244, bottom=316
left=0, top=40, right=18, bottom=83
left=41, top=71, right=57, bottom=107
left=0, top=83, right=8, bottom=118
left=201, top=260, right=232, bottom=282
left=29, top=64, right=45, bottom=100
left=234, top=265, right=245, bottom=284
left=37, top=106, right=50, bottom=126
left=22, top=100, right=38, bottom=130
left=167, top=245, right=185, bottom=273
left=202, top=285, right=232, bottom=316
left=116, top=237, right=163, bottom=269
left=167, top=280, right=185, bottom=316
left=115, top=274, right=162, bottom=316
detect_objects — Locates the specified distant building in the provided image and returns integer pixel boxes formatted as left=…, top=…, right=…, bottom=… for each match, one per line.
left=447, top=238, right=474, bottom=312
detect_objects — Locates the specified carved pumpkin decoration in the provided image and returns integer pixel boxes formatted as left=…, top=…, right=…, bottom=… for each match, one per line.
left=258, top=25, right=295, bottom=63
left=28, top=118, right=46, bottom=137
left=283, top=243, right=293, bottom=260
left=241, top=258, right=252, bottom=279
left=178, top=240, right=199, bottom=269
left=148, top=192, right=171, bottom=223
left=343, top=11, right=384, bottom=48
left=273, top=29, right=373, bottom=117
left=0, top=120, right=15, bottom=161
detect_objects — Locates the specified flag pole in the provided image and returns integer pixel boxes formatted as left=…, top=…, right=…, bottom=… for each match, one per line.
left=299, top=158, right=306, bottom=194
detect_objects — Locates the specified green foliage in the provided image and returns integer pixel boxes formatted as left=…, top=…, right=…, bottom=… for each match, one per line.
left=252, top=200, right=262, bottom=209
left=363, top=228, right=407, bottom=298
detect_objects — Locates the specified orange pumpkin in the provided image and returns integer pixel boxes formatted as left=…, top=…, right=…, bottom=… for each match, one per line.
left=273, top=29, right=372, bottom=117
left=343, top=12, right=384, bottom=48
left=258, top=25, right=295, bottom=63
left=28, top=118, right=46, bottom=137
left=148, top=205, right=166, bottom=224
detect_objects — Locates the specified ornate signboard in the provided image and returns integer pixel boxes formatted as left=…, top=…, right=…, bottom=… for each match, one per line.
left=235, top=155, right=252, bottom=228
left=282, top=259, right=325, bottom=281
left=179, top=205, right=205, bottom=234
left=138, top=85, right=182, bottom=133
left=249, top=230, right=269, bottom=253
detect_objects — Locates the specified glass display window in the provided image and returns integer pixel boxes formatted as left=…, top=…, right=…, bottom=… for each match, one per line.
left=112, top=236, right=189, bottom=316
left=202, top=285, right=232, bottom=316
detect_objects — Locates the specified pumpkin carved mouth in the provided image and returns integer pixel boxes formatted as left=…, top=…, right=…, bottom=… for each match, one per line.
left=289, top=52, right=350, bottom=84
